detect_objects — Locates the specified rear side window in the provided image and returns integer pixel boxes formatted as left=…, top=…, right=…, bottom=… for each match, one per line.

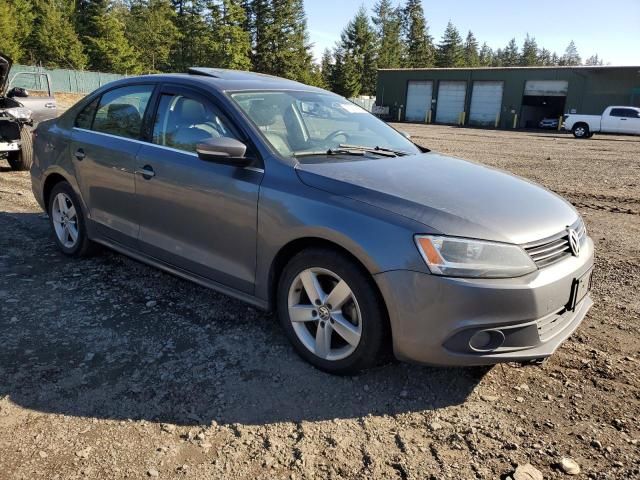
left=610, top=108, right=625, bottom=117
left=75, top=98, right=99, bottom=129
left=92, top=85, right=154, bottom=139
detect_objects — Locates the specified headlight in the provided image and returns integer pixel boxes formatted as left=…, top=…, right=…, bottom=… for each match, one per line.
left=4, top=107, right=32, bottom=121
left=415, top=235, right=537, bottom=278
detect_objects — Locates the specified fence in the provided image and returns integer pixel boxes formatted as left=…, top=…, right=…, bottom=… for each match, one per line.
left=8, top=64, right=127, bottom=94
left=348, top=96, right=376, bottom=112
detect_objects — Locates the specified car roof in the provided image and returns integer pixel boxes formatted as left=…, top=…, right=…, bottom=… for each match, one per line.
left=112, top=68, right=329, bottom=95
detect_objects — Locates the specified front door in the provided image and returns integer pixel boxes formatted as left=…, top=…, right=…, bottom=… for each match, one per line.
left=134, top=85, right=262, bottom=294
left=71, top=84, right=155, bottom=247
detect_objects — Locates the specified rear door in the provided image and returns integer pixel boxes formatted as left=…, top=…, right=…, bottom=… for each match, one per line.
left=71, top=84, right=155, bottom=247
left=602, top=108, right=624, bottom=132
left=8, top=72, right=57, bottom=124
left=134, top=84, right=262, bottom=293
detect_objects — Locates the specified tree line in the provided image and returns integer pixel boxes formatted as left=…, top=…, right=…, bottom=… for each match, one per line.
left=0, top=0, right=603, bottom=97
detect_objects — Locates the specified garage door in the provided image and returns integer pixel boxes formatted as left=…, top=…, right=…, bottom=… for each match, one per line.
left=469, top=81, right=504, bottom=126
left=524, top=80, right=568, bottom=96
left=436, top=81, right=467, bottom=124
left=405, top=81, right=433, bottom=122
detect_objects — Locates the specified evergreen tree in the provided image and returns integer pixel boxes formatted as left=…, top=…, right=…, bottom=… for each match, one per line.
left=519, top=34, right=538, bottom=66
left=0, top=0, right=34, bottom=62
left=402, top=0, right=434, bottom=68
left=478, top=42, right=493, bottom=66
left=252, top=0, right=316, bottom=84
left=320, top=48, right=335, bottom=90
left=501, top=38, right=519, bottom=66
left=27, top=0, right=87, bottom=69
left=127, top=0, right=181, bottom=72
left=538, top=47, right=553, bottom=66
left=331, top=47, right=360, bottom=97
left=436, top=21, right=464, bottom=67
left=333, top=6, right=377, bottom=96
left=81, top=1, right=140, bottom=73
left=207, top=0, right=252, bottom=70
left=372, top=0, right=403, bottom=69
left=560, top=40, right=581, bottom=66
left=463, top=30, right=479, bottom=67
left=491, top=48, right=503, bottom=67
left=170, top=0, right=213, bottom=71
left=585, top=54, right=604, bottom=66
left=550, top=52, right=560, bottom=66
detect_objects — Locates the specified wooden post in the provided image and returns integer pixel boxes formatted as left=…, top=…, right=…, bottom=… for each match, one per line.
left=512, top=114, right=518, bottom=129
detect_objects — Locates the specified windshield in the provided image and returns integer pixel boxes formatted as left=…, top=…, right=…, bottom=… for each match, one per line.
left=230, top=90, right=421, bottom=159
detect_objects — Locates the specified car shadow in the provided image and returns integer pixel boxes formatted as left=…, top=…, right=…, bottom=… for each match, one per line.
left=0, top=211, right=488, bottom=427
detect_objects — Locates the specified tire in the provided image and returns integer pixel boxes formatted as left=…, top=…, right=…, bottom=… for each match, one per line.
left=277, top=248, right=388, bottom=374
left=48, top=181, right=96, bottom=257
left=572, top=124, right=589, bottom=139
left=7, top=126, right=33, bottom=171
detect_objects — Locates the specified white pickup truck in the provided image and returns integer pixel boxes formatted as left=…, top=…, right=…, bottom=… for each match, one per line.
left=564, top=106, right=640, bottom=138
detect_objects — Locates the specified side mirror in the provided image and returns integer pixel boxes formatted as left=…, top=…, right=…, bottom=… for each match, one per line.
left=8, top=87, right=29, bottom=98
left=196, top=137, right=251, bottom=167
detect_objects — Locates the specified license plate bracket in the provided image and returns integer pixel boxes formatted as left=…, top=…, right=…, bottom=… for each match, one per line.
left=568, top=268, right=593, bottom=310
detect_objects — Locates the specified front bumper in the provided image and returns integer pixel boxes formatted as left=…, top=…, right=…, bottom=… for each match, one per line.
left=375, top=237, right=595, bottom=366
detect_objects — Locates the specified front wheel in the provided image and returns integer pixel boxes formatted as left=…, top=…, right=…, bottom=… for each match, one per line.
left=572, top=124, right=589, bottom=139
left=7, top=126, right=34, bottom=171
left=277, top=248, right=388, bottom=374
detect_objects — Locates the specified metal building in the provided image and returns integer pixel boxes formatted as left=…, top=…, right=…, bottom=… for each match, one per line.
left=376, top=66, right=640, bottom=129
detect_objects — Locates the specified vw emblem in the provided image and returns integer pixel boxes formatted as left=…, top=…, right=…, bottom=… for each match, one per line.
left=567, top=228, right=580, bottom=256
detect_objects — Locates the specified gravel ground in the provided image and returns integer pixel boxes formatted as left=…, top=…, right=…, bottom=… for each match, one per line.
left=0, top=125, right=639, bottom=479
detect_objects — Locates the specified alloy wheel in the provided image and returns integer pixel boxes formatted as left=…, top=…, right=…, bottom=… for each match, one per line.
left=287, top=267, right=362, bottom=361
left=51, top=192, right=79, bottom=249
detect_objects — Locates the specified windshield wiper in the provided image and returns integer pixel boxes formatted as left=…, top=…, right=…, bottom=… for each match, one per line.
left=338, top=144, right=411, bottom=156
left=294, top=145, right=403, bottom=158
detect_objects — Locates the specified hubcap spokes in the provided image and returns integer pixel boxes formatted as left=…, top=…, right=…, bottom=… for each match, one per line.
left=288, top=268, right=362, bottom=361
left=52, top=193, right=79, bottom=248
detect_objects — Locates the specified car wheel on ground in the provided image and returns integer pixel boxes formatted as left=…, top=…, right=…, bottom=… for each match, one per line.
left=7, top=126, right=33, bottom=171
left=572, top=124, right=589, bottom=139
left=277, top=248, right=387, bottom=374
left=48, top=181, right=96, bottom=257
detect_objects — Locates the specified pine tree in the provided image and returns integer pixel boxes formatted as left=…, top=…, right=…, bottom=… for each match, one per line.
left=320, top=48, right=334, bottom=90
left=27, top=0, right=87, bottom=69
left=81, top=1, right=140, bottom=73
left=402, top=0, right=434, bottom=68
left=333, top=6, right=377, bottom=96
left=170, top=0, right=213, bottom=71
left=501, top=38, right=519, bottom=66
left=463, top=31, right=479, bottom=67
left=538, top=48, right=553, bottom=66
left=585, top=54, right=604, bottom=66
left=519, top=34, right=538, bottom=66
left=560, top=40, right=581, bottom=66
left=208, top=0, right=252, bottom=70
left=436, top=21, right=464, bottom=67
left=478, top=42, right=493, bottom=66
left=491, top=48, right=503, bottom=67
left=127, top=0, right=181, bottom=72
left=550, top=52, right=560, bottom=66
left=372, top=0, right=403, bottom=69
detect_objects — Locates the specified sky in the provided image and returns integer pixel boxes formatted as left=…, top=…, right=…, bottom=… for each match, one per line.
left=305, top=0, right=640, bottom=66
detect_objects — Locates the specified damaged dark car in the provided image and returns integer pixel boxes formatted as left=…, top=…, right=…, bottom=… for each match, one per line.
left=1, top=52, right=34, bottom=171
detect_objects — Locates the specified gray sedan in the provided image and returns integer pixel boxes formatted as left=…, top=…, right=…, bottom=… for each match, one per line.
left=30, top=69, right=594, bottom=374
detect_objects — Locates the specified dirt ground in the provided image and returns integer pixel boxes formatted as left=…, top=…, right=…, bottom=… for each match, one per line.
left=0, top=125, right=638, bottom=479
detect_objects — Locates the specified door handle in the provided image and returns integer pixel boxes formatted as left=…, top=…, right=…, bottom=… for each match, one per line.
left=620, top=118, right=627, bottom=121
left=44, top=102, right=56, bottom=109
left=74, top=148, right=85, bottom=161
left=135, top=165, right=155, bottom=179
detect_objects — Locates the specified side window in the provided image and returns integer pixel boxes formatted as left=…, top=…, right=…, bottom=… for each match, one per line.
left=92, top=85, right=154, bottom=139
left=622, top=108, right=640, bottom=118
left=152, top=93, right=239, bottom=153
left=610, top=108, right=625, bottom=117
left=75, top=98, right=99, bottom=129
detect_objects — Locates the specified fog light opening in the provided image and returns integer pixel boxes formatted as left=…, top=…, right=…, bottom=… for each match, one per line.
left=469, top=329, right=505, bottom=352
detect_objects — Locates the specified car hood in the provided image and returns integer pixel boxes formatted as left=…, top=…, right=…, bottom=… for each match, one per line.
left=0, top=52, right=12, bottom=95
left=295, top=152, right=579, bottom=245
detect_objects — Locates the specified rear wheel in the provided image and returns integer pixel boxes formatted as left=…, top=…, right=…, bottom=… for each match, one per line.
left=277, top=248, right=387, bottom=374
left=48, top=182, right=96, bottom=257
left=572, top=124, right=589, bottom=139
left=7, top=126, right=33, bottom=171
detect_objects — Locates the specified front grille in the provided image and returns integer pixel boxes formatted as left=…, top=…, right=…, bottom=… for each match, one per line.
left=523, top=218, right=586, bottom=268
